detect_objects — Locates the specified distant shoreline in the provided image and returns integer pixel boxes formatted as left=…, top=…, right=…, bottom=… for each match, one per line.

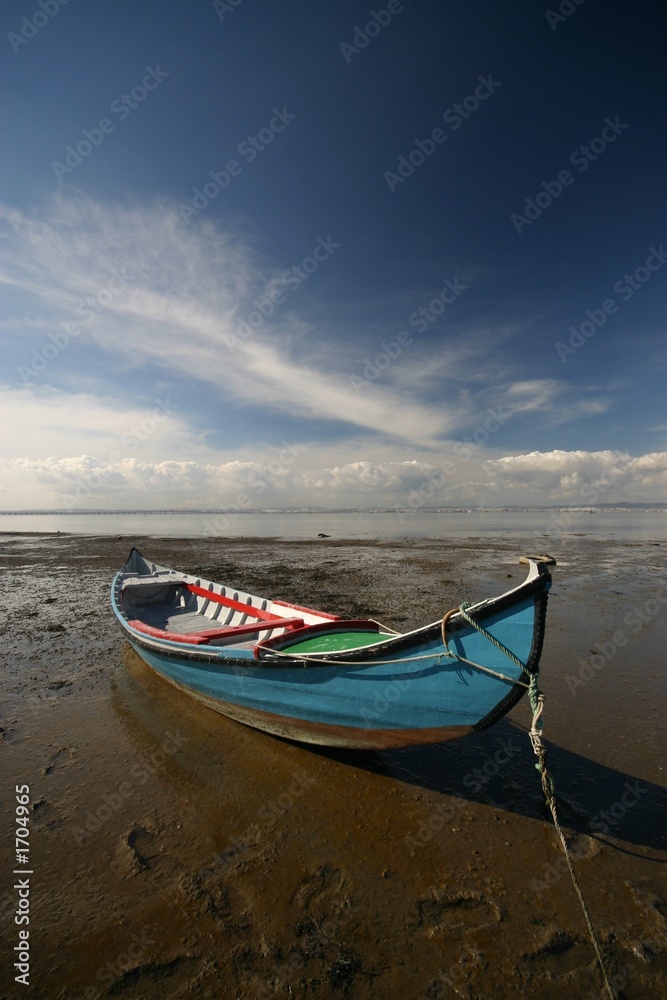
left=1, top=503, right=666, bottom=515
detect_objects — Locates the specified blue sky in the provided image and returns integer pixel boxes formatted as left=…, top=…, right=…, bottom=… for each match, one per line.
left=0, top=0, right=665, bottom=509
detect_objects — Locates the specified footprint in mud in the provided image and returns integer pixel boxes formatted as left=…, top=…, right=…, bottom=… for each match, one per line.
left=119, top=825, right=161, bottom=874
left=624, top=884, right=667, bottom=956
left=32, top=797, right=49, bottom=819
left=291, top=863, right=346, bottom=913
left=179, top=872, right=229, bottom=919
left=103, top=956, right=197, bottom=997
left=416, top=889, right=502, bottom=939
left=41, top=745, right=75, bottom=775
left=30, top=795, right=66, bottom=833
left=46, top=678, right=71, bottom=690
left=291, top=865, right=354, bottom=963
left=630, top=885, right=667, bottom=927
left=521, top=924, right=583, bottom=975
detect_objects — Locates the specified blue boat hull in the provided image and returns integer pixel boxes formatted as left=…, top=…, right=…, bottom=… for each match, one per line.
left=112, top=551, right=551, bottom=748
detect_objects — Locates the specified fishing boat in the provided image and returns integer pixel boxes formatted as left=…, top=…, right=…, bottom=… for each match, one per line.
left=111, top=548, right=551, bottom=749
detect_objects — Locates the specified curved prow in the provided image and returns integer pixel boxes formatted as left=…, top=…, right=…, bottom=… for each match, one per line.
left=123, top=547, right=154, bottom=575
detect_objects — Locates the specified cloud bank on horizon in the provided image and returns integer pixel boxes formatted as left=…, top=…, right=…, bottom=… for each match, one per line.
left=0, top=2, right=664, bottom=510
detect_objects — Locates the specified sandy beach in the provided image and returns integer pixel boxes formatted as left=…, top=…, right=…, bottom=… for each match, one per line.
left=1, top=532, right=666, bottom=999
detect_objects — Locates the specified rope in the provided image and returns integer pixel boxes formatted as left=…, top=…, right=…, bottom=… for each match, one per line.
left=261, top=647, right=454, bottom=666
left=264, top=601, right=517, bottom=672
left=445, top=652, right=529, bottom=688
left=264, top=603, right=530, bottom=683
left=447, top=603, right=617, bottom=998
left=528, top=678, right=617, bottom=999
left=268, top=600, right=613, bottom=995
left=456, top=601, right=527, bottom=671
left=441, top=605, right=529, bottom=688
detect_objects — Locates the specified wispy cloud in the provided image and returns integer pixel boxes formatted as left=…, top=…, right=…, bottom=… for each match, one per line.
left=0, top=383, right=189, bottom=463
left=0, top=192, right=460, bottom=446
left=0, top=191, right=651, bottom=509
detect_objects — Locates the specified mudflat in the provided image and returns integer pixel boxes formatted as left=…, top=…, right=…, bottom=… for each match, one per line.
left=1, top=532, right=666, bottom=999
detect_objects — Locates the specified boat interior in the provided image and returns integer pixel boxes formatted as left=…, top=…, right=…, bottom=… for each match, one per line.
left=120, top=574, right=329, bottom=648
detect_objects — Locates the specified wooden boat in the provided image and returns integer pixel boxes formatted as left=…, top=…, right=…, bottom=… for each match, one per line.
left=111, top=548, right=551, bottom=749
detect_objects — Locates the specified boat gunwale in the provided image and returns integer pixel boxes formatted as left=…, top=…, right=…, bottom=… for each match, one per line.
left=111, top=557, right=551, bottom=672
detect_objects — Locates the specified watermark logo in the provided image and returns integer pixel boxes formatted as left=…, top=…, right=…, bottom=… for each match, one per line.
left=565, top=587, right=667, bottom=695
left=404, top=738, right=521, bottom=856
left=555, top=244, right=666, bottom=361
left=201, top=440, right=304, bottom=536
left=18, top=266, right=134, bottom=382
left=61, top=395, right=179, bottom=510
left=545, top=0, right=586, bottom=31
left=178, top=107, right=296, bottom=221
left=213, top=0, right=244, bottom=21
left=349, top=275, right=467, bottom=393
left=51, top=67, right=169, bottom=181
left=197, top=769, right=316, bottom=880
left=384, top=75, right=502, bottom=192
left=8, top=0, right=72, bottom=55
left=13, top=785, right=32, bottom=986
left=511, top=117, right=629, bottom=234
left=72, top=730, right=186, bottom=845
left=339, top=1, right=413, bottom=63
left=223, top=236, right=339, bottom=351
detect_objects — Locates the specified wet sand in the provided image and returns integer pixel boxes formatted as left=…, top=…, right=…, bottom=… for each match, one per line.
left=0, top=532, right=666, bottom=999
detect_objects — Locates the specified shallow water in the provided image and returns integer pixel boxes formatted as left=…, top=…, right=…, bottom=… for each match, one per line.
left=0, top=533, right=665, bottom=998
left=0, top=506, right=665, bottom=541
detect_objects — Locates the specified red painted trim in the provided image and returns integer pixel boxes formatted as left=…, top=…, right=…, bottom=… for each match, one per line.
left=184, top=583, right=280, bottom=621
left=184, top=584, right=339, bottom=623
left=128, top=617, right=305, bottom=645
left=273, top=598, right=341, bottom=620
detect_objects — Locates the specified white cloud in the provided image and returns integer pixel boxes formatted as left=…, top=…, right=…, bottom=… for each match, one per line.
left=0, top=192, right=651, bottom=510
left=2, top=417, right=665, bottom=509
left=497, top=379, right=610, bottom=424
left=485, top=449, right=667, bottom=502
left=0, top=383, right=190, bottom=462
left=304, top=459, right=440, bottom=494
left=0, top=192, right=457, bottom=446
